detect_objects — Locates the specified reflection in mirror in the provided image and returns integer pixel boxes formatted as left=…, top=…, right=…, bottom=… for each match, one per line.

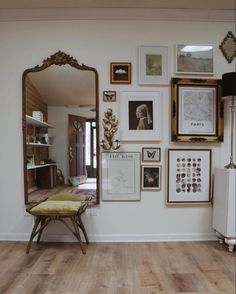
left=22, top=51, right=99, bottom=205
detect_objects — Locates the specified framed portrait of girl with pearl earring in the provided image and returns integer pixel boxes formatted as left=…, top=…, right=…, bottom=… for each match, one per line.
left=119, top=91, right=162, bottom=141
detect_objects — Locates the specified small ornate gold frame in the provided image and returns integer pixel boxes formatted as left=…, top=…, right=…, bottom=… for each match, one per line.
left=219, top=31, right=236, bottom=63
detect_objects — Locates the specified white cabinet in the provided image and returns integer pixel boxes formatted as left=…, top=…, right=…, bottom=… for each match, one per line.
left=213, top=168, right=236, bottom=252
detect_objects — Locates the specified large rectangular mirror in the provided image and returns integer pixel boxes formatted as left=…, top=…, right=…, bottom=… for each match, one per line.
left=22, top=51, right=99, bottom=205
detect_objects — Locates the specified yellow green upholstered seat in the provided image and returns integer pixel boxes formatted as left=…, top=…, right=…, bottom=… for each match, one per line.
left=47, top=193, right=87, bottom=202
left=29, top=200, right=82, bottom=216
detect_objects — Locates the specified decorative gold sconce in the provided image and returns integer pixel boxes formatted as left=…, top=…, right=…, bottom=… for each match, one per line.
left=101, top=108, right=120, bottom=150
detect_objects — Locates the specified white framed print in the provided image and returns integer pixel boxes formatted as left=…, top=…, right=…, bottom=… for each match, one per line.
left=139, top=46, right=168, bottom=85
left=167, top=149, right=212, bottom=204
left=119, top=91, right=162, bottom=141
left=101, top=152, right=141, bottom=201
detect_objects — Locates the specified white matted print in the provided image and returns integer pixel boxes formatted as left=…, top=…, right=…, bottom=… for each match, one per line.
left=167, top=149, right=212, bottom=204
left=101, top=152, right=141, bottom=201
left=119, top=91, right=162, bottom=141
left=139, top=46, right=168, bottom=85
left=179, top=86, right=216, bottom=135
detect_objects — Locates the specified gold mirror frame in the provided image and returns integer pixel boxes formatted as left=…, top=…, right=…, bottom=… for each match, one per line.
left=22, top=51, right=100, bottom=205
left=171, top=77, right=223, bottom=143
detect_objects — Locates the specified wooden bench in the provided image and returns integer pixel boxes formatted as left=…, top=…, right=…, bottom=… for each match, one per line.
left=26, top=195, right=89, bottom=254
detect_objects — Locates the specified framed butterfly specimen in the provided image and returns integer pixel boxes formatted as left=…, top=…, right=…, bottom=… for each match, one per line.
left=142, top=147, right=161, bottom=162
left=103, top=90, right=116, bottom=102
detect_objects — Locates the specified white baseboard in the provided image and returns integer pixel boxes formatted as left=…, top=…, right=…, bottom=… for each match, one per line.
left=0, top=232, right=217, bottom=242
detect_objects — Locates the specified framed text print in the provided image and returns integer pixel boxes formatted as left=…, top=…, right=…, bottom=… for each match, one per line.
left=101, top=152, right=141, bottom=201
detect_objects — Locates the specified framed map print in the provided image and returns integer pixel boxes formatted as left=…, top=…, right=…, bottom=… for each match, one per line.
left=171, top=78, right=223, bottom=142
left=101, top=152, right=141, bottom=201
left=167, top=149, right=212, bottom=204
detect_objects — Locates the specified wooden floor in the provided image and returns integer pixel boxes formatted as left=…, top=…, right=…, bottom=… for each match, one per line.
left=0, top=241, right=235, bottom=294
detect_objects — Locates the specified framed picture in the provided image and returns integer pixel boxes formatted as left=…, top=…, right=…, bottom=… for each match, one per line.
left=101, top=152, right=141, bottom=201
left=176, top=44, right=214, bottom=75
left=110, top=62, right=131, bottom=84
left=103, top=90, right=116, bottom=102
left=171, top=78, right=223, bottom=142
left=142, top=147, right=161, bottom=162
left=139, top=46, right=168, bottom=85
left=119, top=91, right=162, bottom=141
left=141, top=165, right=161, bottom=191
left=219, top=31, right=236, bottom=63
left=167, top=149, right=212, bottom=204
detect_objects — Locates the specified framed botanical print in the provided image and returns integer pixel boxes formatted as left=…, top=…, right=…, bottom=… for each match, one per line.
left=101, top=152, right=141, bottom=201
left=141, top=165, right=161, bottom=191
left=175, top=44, right=214, bottom=75
left=167, top=149, right=212, bottom=204
left=110, top=62, right=131, bottom=84
left=139, top=46, right=168, bottom=85
left=119, top=91, right=162, bottom=141
left=171, top=78, right=223, bottom=142
left=142, top=147, right=161, bottom=162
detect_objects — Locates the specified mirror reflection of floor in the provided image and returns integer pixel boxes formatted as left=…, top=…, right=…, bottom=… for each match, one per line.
left=28, top=178, right=96, bottom=204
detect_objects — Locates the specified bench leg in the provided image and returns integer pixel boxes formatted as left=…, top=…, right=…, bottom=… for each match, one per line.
left=76, top=215, right=89, bottom=244
left=26, top=217, right=41, bottom=254
left=71, top=217, right=86, bottom=254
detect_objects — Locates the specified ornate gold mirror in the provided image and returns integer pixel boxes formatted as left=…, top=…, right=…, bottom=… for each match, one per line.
left=22, top=51, right=99, bottom=205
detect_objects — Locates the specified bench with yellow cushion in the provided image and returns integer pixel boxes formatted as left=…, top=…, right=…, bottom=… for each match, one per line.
left=26, top=196, right=89, bottom=254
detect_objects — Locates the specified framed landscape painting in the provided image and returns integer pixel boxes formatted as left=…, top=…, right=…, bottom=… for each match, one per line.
left=119, top=91, right=162, bottom=141
left=139, top=46, right=168, bottom=85
left=167, top=149, right=212, bottom=204
left=171, top=78, right=223, bottom=142
left=176, top=44, right=214, bottom=75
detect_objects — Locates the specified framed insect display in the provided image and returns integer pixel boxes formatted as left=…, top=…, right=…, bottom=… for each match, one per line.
left=142, top=147, right=161, bottom=162
left=103, top=90, right=116, bottom=102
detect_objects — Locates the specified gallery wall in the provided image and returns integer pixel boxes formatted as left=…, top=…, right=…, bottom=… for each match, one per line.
left=0, top=18, right=235, bottom=241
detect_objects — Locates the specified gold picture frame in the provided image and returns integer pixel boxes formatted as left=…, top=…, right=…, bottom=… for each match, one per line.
left=171, top=78, right=223, bottom=142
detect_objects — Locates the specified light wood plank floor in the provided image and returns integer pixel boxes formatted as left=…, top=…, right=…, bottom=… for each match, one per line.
left=0, top=241, right=235, bottom=294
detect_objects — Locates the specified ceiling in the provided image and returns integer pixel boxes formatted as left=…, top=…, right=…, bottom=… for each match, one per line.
left=0, top=0, right=234, bottom=10
left=28, top=64, right=96, bottom=110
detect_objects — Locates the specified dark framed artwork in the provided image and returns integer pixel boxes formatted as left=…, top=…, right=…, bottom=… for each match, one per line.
left=171, top=78, right=223, bottom=142
left=110, top=63, right=131, bottom=84
left=141, top=165, right=161, bottom=191
left=167, top=149, right=212, bottom=204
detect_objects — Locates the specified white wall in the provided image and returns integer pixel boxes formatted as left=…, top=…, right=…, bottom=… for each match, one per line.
left=0, top=19, right=235, bottom=242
